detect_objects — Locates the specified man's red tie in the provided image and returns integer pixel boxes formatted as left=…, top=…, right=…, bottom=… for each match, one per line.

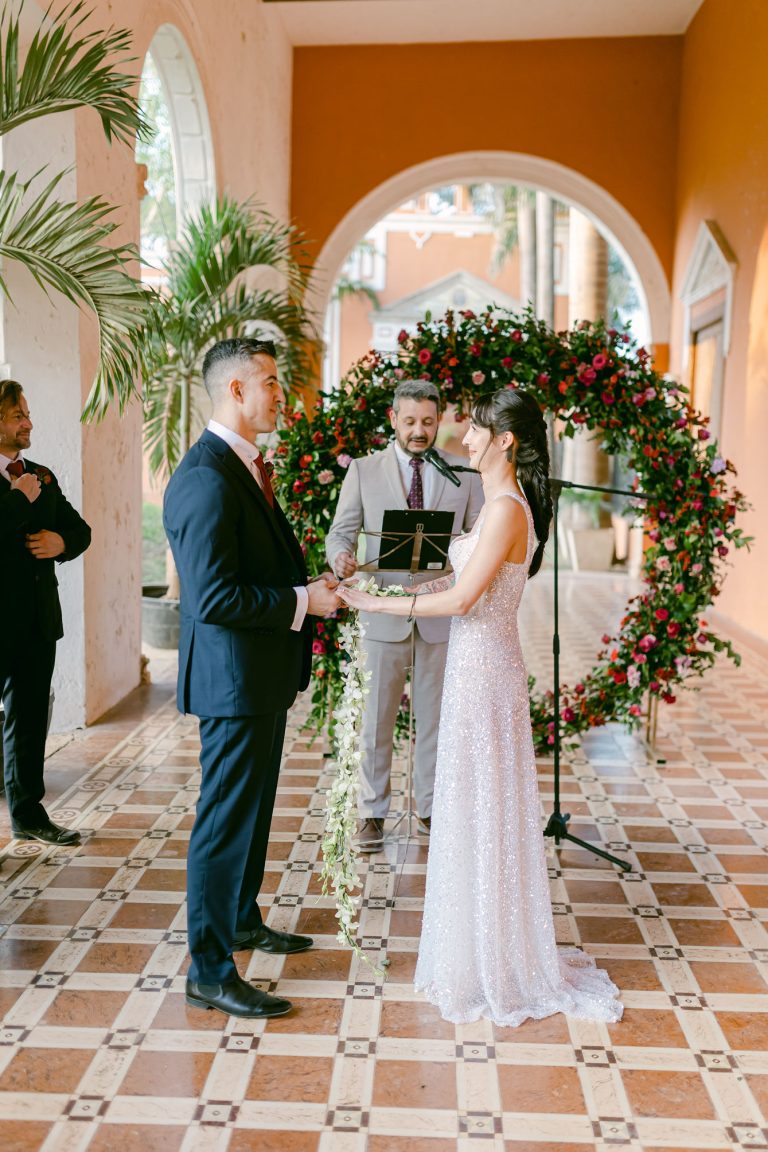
left=407, top=458, right=424, bottom=510
left=7, top=459, right=24, bottom=479
left=252, top=454, right=275, bottom=508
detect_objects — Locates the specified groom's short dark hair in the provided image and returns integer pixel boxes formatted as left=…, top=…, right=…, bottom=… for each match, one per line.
left=202, top=338, right=278, bottom=401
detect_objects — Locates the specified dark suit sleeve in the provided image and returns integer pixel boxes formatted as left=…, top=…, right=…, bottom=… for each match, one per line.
left=0, top=486, right=34, bottom=542
left=50, top=478, right=91, bottom=563
left=164, top=467, right=298, bottom=631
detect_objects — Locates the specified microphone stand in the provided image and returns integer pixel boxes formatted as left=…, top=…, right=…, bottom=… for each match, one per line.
left=544, top=478, right=648, bottom=873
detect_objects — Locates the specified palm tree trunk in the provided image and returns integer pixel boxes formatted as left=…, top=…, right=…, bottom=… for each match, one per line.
left=517, top=189, right=537, bottom=309
left=535, top=192, right=555, bottom=327
left=563, top=208, right=611, bottom=529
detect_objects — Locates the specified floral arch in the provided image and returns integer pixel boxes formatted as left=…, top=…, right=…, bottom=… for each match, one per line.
left=273, top=308, right=750, bottom=753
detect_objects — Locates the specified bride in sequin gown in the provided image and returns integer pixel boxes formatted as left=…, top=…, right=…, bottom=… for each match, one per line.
left=340, top=388, right=623, bottom=1027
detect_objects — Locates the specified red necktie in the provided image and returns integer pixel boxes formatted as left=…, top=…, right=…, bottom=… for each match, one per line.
left=252, top=454, right=275, bottom=508
left=7, top=459, right=24, bottom=479
left=407, top=458, right=424, bottom=510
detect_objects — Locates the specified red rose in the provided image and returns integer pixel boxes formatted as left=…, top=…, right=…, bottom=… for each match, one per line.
left=654, top=608, right=669, bottom=621
left=469, top=343, right=482, bottom=356
left=501, top=357, right=514, bottom=370
left=397, top=329, right=408, bottom=344
left=667, top=622, right=681, bottom=638
left=299, top=454, right=313, bottom=467
left=418, top=348, right=432, bottom=364
left=312, top=431, right=324, bottom=445
left=292, top=480, right=305, bottom=493
left=511, top=330, right=523, bottom=343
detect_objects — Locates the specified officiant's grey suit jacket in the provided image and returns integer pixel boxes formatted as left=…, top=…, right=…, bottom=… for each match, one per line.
left=325, top=442, right=484, bottom=643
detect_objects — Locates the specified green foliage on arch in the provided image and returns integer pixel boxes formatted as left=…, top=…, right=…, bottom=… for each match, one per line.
left=273, top=307, right=750, bottom=751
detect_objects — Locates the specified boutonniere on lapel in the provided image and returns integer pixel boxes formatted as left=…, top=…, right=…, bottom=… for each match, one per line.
left=34, top=466, right=53, bottom=485
left=263, top=460, right=275, bottom=480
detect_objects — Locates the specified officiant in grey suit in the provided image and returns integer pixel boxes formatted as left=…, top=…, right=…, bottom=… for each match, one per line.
left=325, top=380, right=483, bottom=850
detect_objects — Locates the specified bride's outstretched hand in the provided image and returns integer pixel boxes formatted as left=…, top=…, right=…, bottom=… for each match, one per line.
left=337, top=586, right=382, bottom=612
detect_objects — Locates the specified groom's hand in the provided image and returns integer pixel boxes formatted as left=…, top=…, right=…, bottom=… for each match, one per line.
left=307, top=572, right=341, bottom=617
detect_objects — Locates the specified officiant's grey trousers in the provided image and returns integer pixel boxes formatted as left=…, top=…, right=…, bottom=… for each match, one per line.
left=358, top=633, right=448, bottom=820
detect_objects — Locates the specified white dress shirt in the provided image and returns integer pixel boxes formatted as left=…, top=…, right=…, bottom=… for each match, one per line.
left=206, top=420, right=307, bottom=631
left=393, top=441, right=437, bottom=507
left=0, top=451, right=24, bottom=483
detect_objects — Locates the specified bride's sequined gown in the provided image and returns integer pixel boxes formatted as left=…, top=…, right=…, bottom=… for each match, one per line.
left=414, top=492, right=623, bottom=1026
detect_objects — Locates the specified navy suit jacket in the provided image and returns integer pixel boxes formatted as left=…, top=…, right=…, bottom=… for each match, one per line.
left=163, top=429, right=311, bottom=718
left=0, top=458, right=91, bottom=643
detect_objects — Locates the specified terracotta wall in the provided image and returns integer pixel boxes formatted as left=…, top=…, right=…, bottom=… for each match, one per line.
left=674, top=0, right=768, bottom=641
left=291, top=37, right=682, bottom=279
left=67, top=0, right=292, bottom=721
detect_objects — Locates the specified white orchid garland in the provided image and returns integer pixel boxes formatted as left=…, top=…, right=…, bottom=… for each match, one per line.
left=320, top=578, right=409, bottom=973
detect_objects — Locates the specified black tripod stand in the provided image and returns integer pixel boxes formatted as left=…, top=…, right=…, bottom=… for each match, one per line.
left=543, top=478, right=648, bottom=873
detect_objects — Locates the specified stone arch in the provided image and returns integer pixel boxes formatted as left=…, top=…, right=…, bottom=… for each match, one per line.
left=144, top=23, right=216, bottom=224
left=311, top=151, right=671, bottom=350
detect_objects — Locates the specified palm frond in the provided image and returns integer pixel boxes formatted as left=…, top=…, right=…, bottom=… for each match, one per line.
left=164, top=194, right=312, bottom=306
left=0, top=0, right=150, bottom=143
left=141, top=194, right=320, bottom=480
left=0, top=168, right=155, bottom=418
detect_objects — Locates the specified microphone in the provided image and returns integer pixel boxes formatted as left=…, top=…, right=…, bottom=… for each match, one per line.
left=423, top=447, right=468, bottom=487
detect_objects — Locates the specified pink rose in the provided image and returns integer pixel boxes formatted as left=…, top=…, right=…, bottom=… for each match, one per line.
left=638, top=634, right=657, bottom=652
left=317, top=469, right=334, bottom=484
left=337, top=453, right=352, bottom=468
left=472, top=371, right=486, bottom=385
left=592, top=354, right=608, bottom=371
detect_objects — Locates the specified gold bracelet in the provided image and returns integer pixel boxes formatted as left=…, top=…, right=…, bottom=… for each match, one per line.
left=407, top=593, right=417, bottom=622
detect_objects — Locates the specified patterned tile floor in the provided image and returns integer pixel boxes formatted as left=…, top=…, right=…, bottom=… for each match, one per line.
left=1, top=573, right=768, bottom=1151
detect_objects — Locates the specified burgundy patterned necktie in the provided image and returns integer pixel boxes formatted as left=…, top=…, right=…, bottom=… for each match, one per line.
left=7, top=459, right=24, bottom=479
left=407, top=458, right=424, bottom=510
left=252, top=454, right=275, bottom=508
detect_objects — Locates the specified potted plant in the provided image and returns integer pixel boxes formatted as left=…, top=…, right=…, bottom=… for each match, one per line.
left=140, top=193, right=318, bottom=646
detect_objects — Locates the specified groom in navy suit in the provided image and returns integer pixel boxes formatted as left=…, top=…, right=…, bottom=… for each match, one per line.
left=164, top=338, right=339, bottom=1019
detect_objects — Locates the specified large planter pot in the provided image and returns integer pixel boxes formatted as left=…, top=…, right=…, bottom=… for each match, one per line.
left=566, top=527, right=616, bottom=572
left=142, top=584, right=180, bottom=649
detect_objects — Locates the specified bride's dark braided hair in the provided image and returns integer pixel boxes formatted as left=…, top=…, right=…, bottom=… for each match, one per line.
left=471, top=388, right=553, bottom=577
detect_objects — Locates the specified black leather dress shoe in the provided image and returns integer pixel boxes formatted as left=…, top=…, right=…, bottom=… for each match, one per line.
left=12, top=821, right=80, bottom=846
left=233, top=924, right=313, bottom=955
left=185, top=975, right=292, bottom=1018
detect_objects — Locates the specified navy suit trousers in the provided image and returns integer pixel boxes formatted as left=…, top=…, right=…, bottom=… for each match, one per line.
left=1, top=629, right=56, bottom=828
left=187, top=711, right=287, bottom=983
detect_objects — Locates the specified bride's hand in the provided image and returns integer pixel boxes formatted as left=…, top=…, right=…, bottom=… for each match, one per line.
left=337, top=586, right=383, bottom=612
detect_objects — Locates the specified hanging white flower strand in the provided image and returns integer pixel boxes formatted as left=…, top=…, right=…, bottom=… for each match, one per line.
left=320, top=579, right=409, bottom=975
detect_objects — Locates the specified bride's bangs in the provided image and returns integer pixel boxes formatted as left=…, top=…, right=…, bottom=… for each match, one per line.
left=470, top=394, right=496, bottom=432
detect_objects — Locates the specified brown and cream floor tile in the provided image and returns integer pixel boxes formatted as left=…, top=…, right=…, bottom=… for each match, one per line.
left=2, top=579, right=768, bottom=1149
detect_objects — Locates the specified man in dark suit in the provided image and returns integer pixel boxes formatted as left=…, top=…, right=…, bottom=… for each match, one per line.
left=163, top=338, right=339, bottom=1020
left=0, top=380, right=91, bottom=845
